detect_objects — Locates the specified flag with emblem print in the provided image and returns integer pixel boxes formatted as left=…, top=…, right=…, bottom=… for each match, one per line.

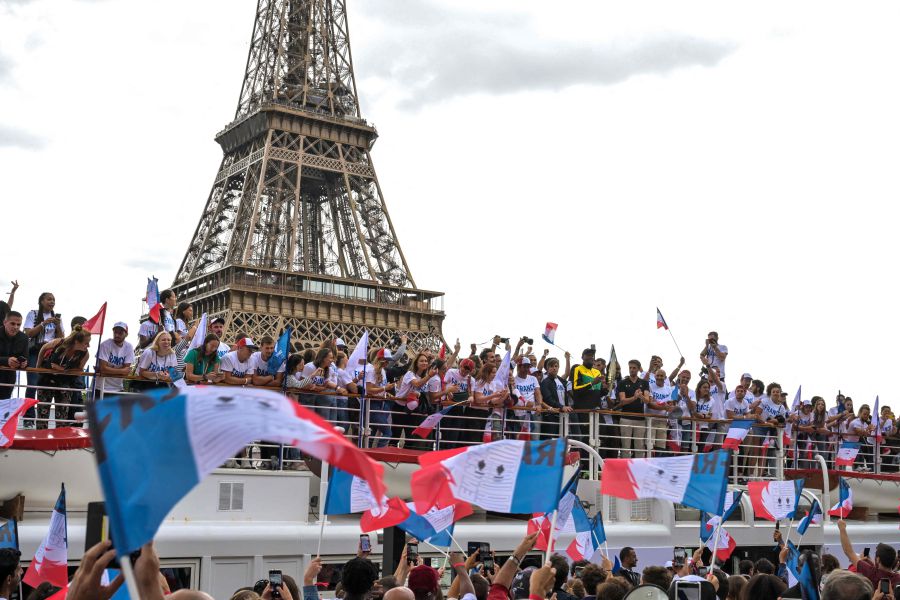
left=748, top=479, right=805, bottom=521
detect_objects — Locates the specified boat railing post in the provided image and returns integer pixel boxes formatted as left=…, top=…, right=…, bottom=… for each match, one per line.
left=776, top=426, right=785, bottom=481
left=814, top=454, right=832, bottom=523
left=874, top=436, right=881, bottom=474
left=361, top=396, right=370, bottom=449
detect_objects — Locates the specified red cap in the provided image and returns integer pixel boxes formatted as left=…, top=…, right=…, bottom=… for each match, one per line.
left=460, top=358, right=476, bottom=371
left=407, top=565, right=439, bottom=594
left=235, top=337, right=258, bottom=350
left=376, top=348, right=392, bottom=360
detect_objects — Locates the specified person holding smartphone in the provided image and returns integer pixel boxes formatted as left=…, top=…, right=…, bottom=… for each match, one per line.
left=836, top=520, right=900, bottom=590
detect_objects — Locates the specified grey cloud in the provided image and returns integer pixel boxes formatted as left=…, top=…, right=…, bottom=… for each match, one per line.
left=354, top=1, right=736, bottom=109
left=0, top=124, right=46, bottom=150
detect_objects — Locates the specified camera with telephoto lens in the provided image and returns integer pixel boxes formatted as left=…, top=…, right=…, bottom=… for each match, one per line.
left=499, top=337, right=510, bottom=344
left=699, top=366, right=709, bottom=379
left=389, top=333, right=402, bottom=348
left=521, top=336, right=534, bottom=345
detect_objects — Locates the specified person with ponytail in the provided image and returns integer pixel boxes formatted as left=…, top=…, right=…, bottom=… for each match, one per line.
left=364, top=348, right=396, bottom=448
left=23, top=292, right=65, bottom=402
left=34, top=324, right=90, bottom=429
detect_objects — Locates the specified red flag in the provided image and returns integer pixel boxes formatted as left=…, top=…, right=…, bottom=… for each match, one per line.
left=360, top=497, right=411, bottom=532
left=1, top=398, right=38, bottom=448
left=438, top=344, right=446, bottom=360
left=82, top=302, right=107, bottom=335
left=528, top=514, right=552, bottom=551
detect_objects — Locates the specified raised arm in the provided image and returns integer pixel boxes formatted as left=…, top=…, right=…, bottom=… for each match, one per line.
left=836, top=519, right=860, bottom=567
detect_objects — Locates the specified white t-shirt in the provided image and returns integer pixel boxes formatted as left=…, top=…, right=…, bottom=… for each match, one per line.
left=724, top=397, right=751, bottom=417
left=425, top=374, right=443, bottom=395
left=98, top=338, right=134, bottom=391
left=398, top=370, right=430, bottom=398
left=336, top=367, right=355, bottom=388
left=846, top=418, right=869, bottom=443
left=24, top=310, right=62, bottom=344
left=646, top=381, right=673, bottom=416
left=175, top=318, right=189, bottom=336
left=443, top=368, right=473, bottom=394
left=514, top=375, right=539, bottom=403
left=162, top=310, right=176, bottom=333
left=758, top=396, right=788, bottom=421
left=138, top=349, right=177, bottom=374
left=138, top=320, right=160, bottom=342
left=364, top=365, right=388, bottom=397
left=220, top=350, right=254, bottom=377
left=214, top=340, right=230, bottom=359
left=251, top=351, right=286, bottom=376
left=796, top=408, right=814, bottom=427
left=710, top=385, right=727, bottom=421
left=301, top=362, right=337, bottom=388
left=703, top=343, right=728, bottom=379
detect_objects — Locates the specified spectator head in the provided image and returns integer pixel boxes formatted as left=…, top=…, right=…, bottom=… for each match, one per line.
left=875, top=543, right=897, bottom=571
left=740, top=373, right=752, bottom=387
left=151, top=331, right=172, bottom=354
left=753, top=558, right=775, bottom=575
left=37, top=292, right=55, bottom=313
left=641, top=565, right=671, bottom=590
left=70, top=316, right=87, bottom=329
left=160, top=289, right=177, bottom=309
left=3, top=311, right=22, bottom=335
left=733, top=384, right=746, bottom=400
left=516, top=356, right=531, bottom=376
left=620, top=546, right=637, bottom=568
left=234, top=337, right=258, bottom=361
left=549, top=554, right=569, bottom=590
left=479, top=348, right=495, bottom=364
left=471, top=574, right=489, bottom=600
left=821, top=569, right=873, bottom=600
left=458, top=357, right=476, bottom=376
left=375, top=576, right=398, bottom=592
left=738, top=559, right=753, bottom=577
left=335, top=337, right=348, bottom=352
left=511, top=566, right=536, bottom=599
left=259, top=335, right=276, bottom=359
left=112, top=321, right=129, bottom=343
left=228, top=591, right=260, bottom=600
left=742, top=574, right=785, bottom=600
left=25, top=582, right=62, bottom=600
left=477, top=363, right=497, bottom=382
left=581, top=348, right=595, bottom=365
left=168, top=592, right=215, bottom=600
left=0, top=548, right=22, bottom=596
left=667, top=579, right=717, bottom=600
left=176, top=302, right=193, bottom=325
left=286, top=353, right=304, bottom=375
left=821, top=554, right=839, bottom=575
left=282, top=574, right=300, bottom=600
left=341, top=558, right=379, bottom=598
left=580, top=564, right=608, bottom=597
left=200, top=333, right=220, bottom=357
left=654, top=370, right=667, bottom=385
left=61, top=324, right=91, bottom=352
left=677, top=370, right=692, bottom=385
left=710, top=569, right=728, bottom=600
left=750, top=379, right=765, bottom=397
left=383, top=587, right=415, bottom=600
left=596, top=577, right=630, bottom=600
left=708, top=331, right=719, bottom=342
left=210, top=317, right=226, bottom=337
left=407, top=565, right=440, bottom=600
left=627, top=360, right=641, bottom=376
left=569, top=579, right=586, bottom=599
left=725, top=575, right=746, bottom=600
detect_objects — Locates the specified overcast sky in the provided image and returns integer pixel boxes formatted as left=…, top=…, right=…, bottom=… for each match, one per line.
left=2, top=0, right=898, bottom=409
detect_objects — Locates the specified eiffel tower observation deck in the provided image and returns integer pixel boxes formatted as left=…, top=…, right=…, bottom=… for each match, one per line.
left=172, top=0, right=444, bottom=350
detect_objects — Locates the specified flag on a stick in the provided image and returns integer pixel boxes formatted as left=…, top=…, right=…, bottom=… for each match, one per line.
left=1, top=398, right=38, bottom=448
left=656, top=308, right=668, bottom=330
left=542, top=323, right=558, bottom=345
left=748, top=479, right=805, bottom=521
left=828, top=478, right=853, bottom=518
left=23, top=484, right=68, bottom=588
left=82, top=302, right=107, bottom=335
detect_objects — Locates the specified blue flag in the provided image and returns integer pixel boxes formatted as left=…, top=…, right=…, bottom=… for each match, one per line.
left=701, top=490, right=743, bottom=542
left=0, top=519, right=18, bottom=550
left=612, top=555, right=622, bottom=574
left=796, top=498, right=822, bottom=537
left=397, top=502, right=470, bottom=547
left=798, top=558, right=820, bottom=600
left=268, top=328, right=291, bottom=375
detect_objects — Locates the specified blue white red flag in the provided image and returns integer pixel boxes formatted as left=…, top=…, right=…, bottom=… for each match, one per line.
left=1, top=397, right=38, bottom=448
left=145, top=277, right=161, bottom=324
left=705, top=523, right=736, bottom=562
left=796, top=498, right=822, bottom=536
left=268, top=328, right=291, bottom=375
left=23, top=484, right=68, bottom=588
left=413, top=404, right=456, bottom=438
left=656, top=308, right=668, bottom=330
left=600, top=450, right=730, bottom=515
left=397, top=501, right=473, bottom=547
left=722, top=420, right=754, bottom=450
left=323, top=466, right=413, bottom=532
left=785, top=540, right=801, bottom=587
left=828, top=478, right=853, bottom=517
left=874, top=396, right=884, bottom=445
left=748, top=479, right=805, bottom=521
left=835, top=441, right=860, bottom=467
left=0, top=518, right=18, bottom=550
left=530, top=472, right=581, bottom=551
left=700, top=490, right=743, bottom=542
left=411, top=438, right=566, bottom=515
left=565, top=502, right=606, bottom=562
left=89, top=386, right=384, bottom=555
left=542, top=323, right=558, bottom=345
left=783, top=386, right=801, bottom=450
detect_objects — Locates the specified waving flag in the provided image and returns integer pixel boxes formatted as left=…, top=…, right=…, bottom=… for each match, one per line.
left=542, top=323, right=558, bottom=345
left=413, top=404, right=456, bottom=438
left=656, top=308, right=668, bottom=330
left=188, top=313, right=208, bottom=351
left=88, top=386, right=384, bottom=556
left=322, top=466, right=411, bottom=532
left=796, top=498, right=823, bottom=537
left=493, top=350, right=511, bottom=388
left=566, top=502, right=606, bottom=562
left=0, top=518, right=18, bottom=550
left=667, top=427, right=683, bottom=453
left=528, top=514, right=553, bottom=551
left=1, top=397, right=38, bottom=448
left=397, top=501, right=473, bottom=547
left=553, top=473, right=581, bottom=533
left=798, top=557, right=820, bottom=600
left=705, top=524, right=736, bottom=562
left=785, top=540, right=801, bottom=587
left=23, top=484, right=68, bottom=588
left=722, top=419, right=754, bottom=450
left=482, top=417, right=494, bottom=444
left=874, top=396, right=884, bottom=445
left=600, top=450, right=730, bottom=515
left=82, top=302, right=107, bottom=335
left=607, top=345, right=618, bottom=390
left=700, top=490, right=743, bottom=542
left=268, top=328, right=291, bottom=375
left=835, top=441, right=861, bottom=467
left=361, top=497, right=411, bottom=533
left=145, top=277, right=161, bottom=324
left=347, top=330, right=369, bottom=392
left=411, top=438, right=566, bottom=514
left=828, top=478, right=853, bottom=518
left=748, top=479, right=805, bottom=521
left=784, top=386, right=801, bottom=451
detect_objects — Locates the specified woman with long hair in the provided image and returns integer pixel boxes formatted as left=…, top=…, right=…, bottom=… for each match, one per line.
left=849, top=403, right=875, bottom=471
left=24, top=292, right=64, bottom=401
left=300, top=347, right=339, bottom=421
left=364, top=348, right=395, bottom=448
left=333, top=351, right=357, bottom=430
left=183, top=333, right=224, bottom=384
left=693, top=379, right=717, bottom=451
left=35, top=324, right=90, bottom=429
left=793, top=399, right=816, bottom=468
left=473, top=363, right=509, bottom=443
left=174, top=302, right=193, bottom=338
left=137, top=331, right=177, bottom=389
left=750, top=382, right=787, bottom=478
left=395, top=353, right=437, bottom=448
left=812, top=396, right=830, bottom=462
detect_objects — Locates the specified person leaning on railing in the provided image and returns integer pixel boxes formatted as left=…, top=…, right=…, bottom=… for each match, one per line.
left=539, top=354, right=572, bottom=439
left=136, top=331, right=177, bottom=390
left=35, top=324, right=91, bottom=429
left=570, top=347, right=607, bottom=454
left=96, top=322, right=134, bottom=394
left=0, top=310, right=28, bottom=401
left=183, top=333, right=225, bottom=384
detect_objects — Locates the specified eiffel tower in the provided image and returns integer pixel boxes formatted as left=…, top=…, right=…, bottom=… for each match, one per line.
left=171, top=0, right=444, bottom=350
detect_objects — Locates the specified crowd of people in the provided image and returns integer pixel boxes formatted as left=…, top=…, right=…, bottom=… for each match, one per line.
left=2, top=517, right=898, bottom=600
left=1, top=285, right=897, bottom=475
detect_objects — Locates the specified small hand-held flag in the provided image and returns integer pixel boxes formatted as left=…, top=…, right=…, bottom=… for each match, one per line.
left=748, top=480, right=805, bottom=521
left=145, top=276, right=161, bottom=324
left=188, top=313, right=208, bottom=351
left=835, top=441, right=861, bottom=467
left=82, top=302, right=107, bottom=335
left=722, top=419, right=754, bottom=450
left=828, top=478, right=853, bottom=518
left=796, top=498, right=822, bottom=537
left=1, top=398, right=38, bottom=448
left=412, top=404, right=456, bottom=438
left=23, top=484, right=68, bottom=588
left=656, top=308, right=668, bottom=330
left=542, top=322, right=558, bottom=345
left=268, top=328, right=291, bottom=375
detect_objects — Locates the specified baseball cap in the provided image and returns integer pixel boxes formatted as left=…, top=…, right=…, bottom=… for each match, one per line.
left=335, top=337, right=346, bottom=347
left=235, top=337, right=259, bottom=350
left=460, top=358, right=475, bottom=371
left=801, top=398, right=812, bottom=405
left=741, top=372, right=752, bottom=380
left=407, top=565, right=439, bottom=595
left=212, top=317, right=226, bottom=325
left=582, top=347, right=596, bottom=356
left=377, top=348, right=392, bottom=360
left=519, top=356, right=531, bottom=366
left=112, top=321, right=129, bottom=332
left=664, top=560, right=674, bottom=569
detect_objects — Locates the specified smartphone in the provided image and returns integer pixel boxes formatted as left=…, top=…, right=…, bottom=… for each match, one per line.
left=360, top=534, right=371, bottom=553
left=468, top=541, right=485, bottom=557
left=269, top=570, right=283, bottom=599
left=775, top=521, right=780, bottom=531
left=674, top=581, right=701, bottom=600
left=85, top=501, right=141, bottom=569
left=880, top=579, right=891, bottom=594
left=673, top=546, right=687, bottom=567
left=407, top=542, right=419, bottom=565
left=480, top=543, right=493, bottom=571
left=863, top=547, right=870, bottom=558
left=697, top=566, right=708, bottom=577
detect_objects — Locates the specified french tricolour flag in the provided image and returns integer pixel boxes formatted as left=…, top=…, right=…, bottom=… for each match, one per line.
left=88, top=386, right=385, bottom=556
left=1, top=397, right=38, bottom=448
left=656, top=308, right=668, bottom=330
left=23, top=484, right=68, bottom=588
left=411, top=438, right=566, bottom=515
left=796, top=498, right=823, bottom=537
left=748, top=479, right=805, bottom=521
left=565, top=502, right=606, bottom=562
left=413, top=404, right=455, bottom=439
left=828, top=478, right=853, bottom=518
left=722, top=419, right=754, bottom=450
left=542, top=322, right=558, bottom=345
left=145, top=276, right=161, bottom=324
left=531, top=473, right=581, bottom=551
left=324, top=467, right=411, bottom=532
left=600, top=450, right=730, bottom=515
left=398, top=501, right=473, bottom=547
left=835, top=441, right=861, bottom=467
left=705, top=523, right=736, bottom=562
left=700, top=490, right=743, bottom=543
left=528, top=514, right=553, bottom=551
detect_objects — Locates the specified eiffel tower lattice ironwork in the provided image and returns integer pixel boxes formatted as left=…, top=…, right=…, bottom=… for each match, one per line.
left=171, top=0, right=444, bottom=350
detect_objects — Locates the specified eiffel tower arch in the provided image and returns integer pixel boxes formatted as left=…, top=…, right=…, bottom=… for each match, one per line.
left=171, top=0, right=445, bottom=351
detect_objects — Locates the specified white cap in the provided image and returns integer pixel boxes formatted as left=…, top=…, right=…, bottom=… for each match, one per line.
left=112, top=321, right=129, bottom=332
left=519, top=356, right=532, bottom=366
left=664, top=561, right=674, bottom=569
left=335, top=338, right=346, bottom=347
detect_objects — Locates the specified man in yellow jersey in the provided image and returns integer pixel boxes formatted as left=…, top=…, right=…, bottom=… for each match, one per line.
left=572, top=348, right=612, bottom=458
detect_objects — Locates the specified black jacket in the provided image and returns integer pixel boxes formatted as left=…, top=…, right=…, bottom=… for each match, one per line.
left=0, top=329, right=28, bottom=385
left=540, top=375, right=567, bottom=410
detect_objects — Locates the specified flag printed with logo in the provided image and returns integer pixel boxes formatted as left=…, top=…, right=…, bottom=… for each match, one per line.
left=1, top=397, right=38, bottom=448
left=397, top=502, right=473, bottom=547
left=600, top=450, right=730, bottom=515
left=0, top=518, right=18, bottom=550
left=700, top=490, right=743, bottom=543
left=89, top=386, right=385, bottom=556
left=796, top=498, right=823, bottom=537
left=722, top=420, right=754, bottom=450
left=413, top=404, right=456, bottom=438
left=268, top=328, right=291, bottom=375
left=748, top=479, right=805, bottom=521
left=565, top=502, right=606, bottom=562
left=656, top=308, right=668, bottom=330
left=828, top=478, right=853, bottom=518
left=82, top=302, right=107, bottom=335
left=542, top=323, right=558, bottom=345
left=835, top=441, right=861, bottom=467
left=411, top=438, right=567, bottom=515
left=23, top=484, right=68, bottom=588
left=145, top=277, right=161, bottom=324
left=188, top=313, right=208, bottom=350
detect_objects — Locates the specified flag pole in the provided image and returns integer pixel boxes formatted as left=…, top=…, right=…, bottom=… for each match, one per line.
left=667, top=330, right=684, bottom=359
left=448, top=532, right=466, bottom=555
left=421, top=539, right=451, bottom=561
left=545, top=509, right=560, bottom=563
left=316, top=459, right=330, bottom=556
left=708, top=519, right=723, bottom=569
left=119, top=557, right=144, bottom=600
